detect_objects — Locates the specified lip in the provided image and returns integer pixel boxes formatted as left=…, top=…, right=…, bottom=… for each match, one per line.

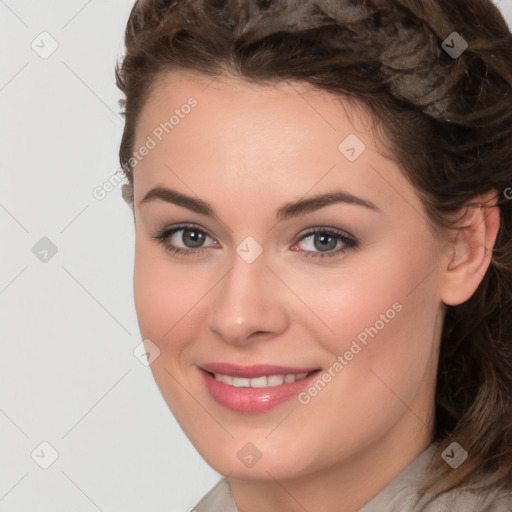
left=198, top=363, right=321, bottom=413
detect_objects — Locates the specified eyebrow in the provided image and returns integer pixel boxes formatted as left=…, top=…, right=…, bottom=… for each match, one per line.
left=140, top=185, right=381, bottom=221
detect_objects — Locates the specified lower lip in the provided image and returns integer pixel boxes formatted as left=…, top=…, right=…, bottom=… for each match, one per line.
left=200, top=369, right=320, bottom=413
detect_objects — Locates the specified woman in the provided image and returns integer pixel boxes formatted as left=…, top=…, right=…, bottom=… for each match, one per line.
left=115, top=0, right=512, bottom=510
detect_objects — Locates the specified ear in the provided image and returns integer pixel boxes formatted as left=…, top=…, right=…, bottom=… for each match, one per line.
left=440, top=191, right=500, bottom=306
left=122, top=184, right=134, bottom=209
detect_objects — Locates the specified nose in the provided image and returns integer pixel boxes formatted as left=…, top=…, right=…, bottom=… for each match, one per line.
left=207, top=246, right=289, bottom=346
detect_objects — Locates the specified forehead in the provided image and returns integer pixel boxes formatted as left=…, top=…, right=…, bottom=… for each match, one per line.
left=132, top=70, right=421, bottom=218
left=140, top=69, right=378, bottom=139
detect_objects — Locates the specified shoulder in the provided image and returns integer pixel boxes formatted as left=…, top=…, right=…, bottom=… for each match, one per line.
left=359, top=442, right=512, bottom=512
left=360, top=479, right=512, bottom=512
left=413, top=484, right=512, bottom=511
left=192, top=478, right=237, bottom=512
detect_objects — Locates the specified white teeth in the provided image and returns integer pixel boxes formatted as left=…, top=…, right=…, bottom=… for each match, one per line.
left=214, top=372, right=310, bottom=387
left=232, top=377, right=250, bottom=387
left=267, top=375, right=284, bottom=386
left=249, top=376, right=268, bottom=388
left=217, top=374, right=233, bottom=385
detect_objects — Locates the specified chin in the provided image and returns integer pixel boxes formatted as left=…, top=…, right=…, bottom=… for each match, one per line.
left=189, top=434, right=313, bottom=482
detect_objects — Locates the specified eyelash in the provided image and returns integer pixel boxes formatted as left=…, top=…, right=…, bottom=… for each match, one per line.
left=151, top=223, right=359, bottom=259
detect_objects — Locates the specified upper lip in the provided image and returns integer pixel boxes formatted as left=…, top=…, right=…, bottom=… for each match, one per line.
left=199, top=362, right=320, bottom=378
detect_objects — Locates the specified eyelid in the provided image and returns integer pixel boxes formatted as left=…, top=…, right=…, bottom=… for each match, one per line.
left=161, top=223, right=217, bottom=243
left=295, top=225, right=356, bottom=242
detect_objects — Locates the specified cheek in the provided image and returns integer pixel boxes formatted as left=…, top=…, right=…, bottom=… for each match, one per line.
left=287, top=238, right=441, bottom=394
left=298, top=234, right=440, bottom=350
left=132, top=243, right=204, bottom=414
left=330, top=252, right=440, bottom=404
left=133, top=250, right=169, bottom=340
left=133, top=242, right=198, bottom=342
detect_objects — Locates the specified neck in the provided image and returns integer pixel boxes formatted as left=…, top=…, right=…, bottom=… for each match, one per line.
left=228, top=415, right=434, bottom=512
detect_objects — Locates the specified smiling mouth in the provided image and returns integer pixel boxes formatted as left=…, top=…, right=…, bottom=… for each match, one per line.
left=205, top=370, right=319, bottom=388
left=199, top=365, right=323, bottom=413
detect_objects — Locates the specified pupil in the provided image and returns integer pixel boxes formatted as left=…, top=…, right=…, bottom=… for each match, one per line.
left=183, top=229, right=204, bottom=248
left=314, top=233, right=337, bottom=251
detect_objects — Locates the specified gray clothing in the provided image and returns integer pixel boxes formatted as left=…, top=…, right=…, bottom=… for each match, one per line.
left=192, top=442, right=512, bottom=511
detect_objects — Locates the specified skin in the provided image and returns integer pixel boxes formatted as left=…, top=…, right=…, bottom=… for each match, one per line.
left=127, top=70, right=500, bottom=512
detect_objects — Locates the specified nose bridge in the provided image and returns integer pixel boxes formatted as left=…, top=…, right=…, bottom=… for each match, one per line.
left=207, top=244, right=287, bottom=343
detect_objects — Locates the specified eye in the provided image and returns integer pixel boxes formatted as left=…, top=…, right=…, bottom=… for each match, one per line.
left=291, top=228, right=358, bottom=259
left=152, top=224, right=358, bottom=259
left=152, top=224, right=218, bottom=256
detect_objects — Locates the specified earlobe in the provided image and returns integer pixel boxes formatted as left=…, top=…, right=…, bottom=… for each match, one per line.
left=440, top=192, right=501, bottom=306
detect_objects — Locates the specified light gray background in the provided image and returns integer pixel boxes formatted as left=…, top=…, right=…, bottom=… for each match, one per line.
left=1, top=1, right=511, bottom=511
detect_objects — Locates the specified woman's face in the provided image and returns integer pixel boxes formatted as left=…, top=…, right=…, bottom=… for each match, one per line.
left=131, top=71, right=451, bottom=481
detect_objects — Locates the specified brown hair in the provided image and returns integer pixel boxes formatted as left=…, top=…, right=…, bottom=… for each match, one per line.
left=115, top=0, right=512, bottom=504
